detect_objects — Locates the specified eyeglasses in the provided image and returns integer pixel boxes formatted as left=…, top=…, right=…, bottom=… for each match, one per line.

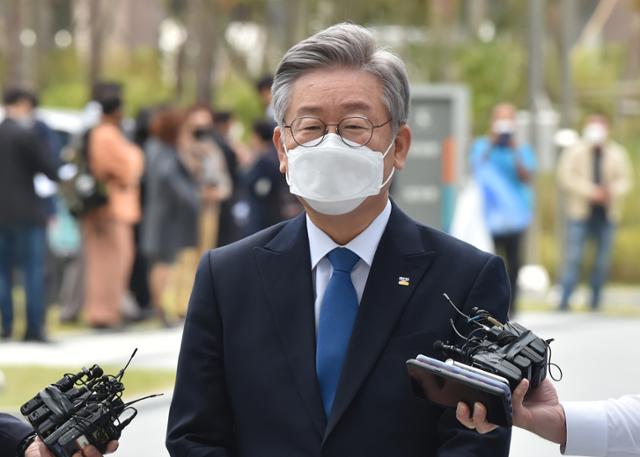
left=283, top=116, right=392, bottom=148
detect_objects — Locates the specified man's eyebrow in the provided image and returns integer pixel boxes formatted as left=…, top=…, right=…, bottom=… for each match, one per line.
left=294, top=101, right=374, bottom=116
left=341, top=101, right=374, bottom=112
left=295, top=105, right=323, bottom=115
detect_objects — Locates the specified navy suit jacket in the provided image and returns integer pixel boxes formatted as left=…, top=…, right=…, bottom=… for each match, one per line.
left=0, top=413, right=33, bottom=456
left=166, top=204, right=511, bottom=457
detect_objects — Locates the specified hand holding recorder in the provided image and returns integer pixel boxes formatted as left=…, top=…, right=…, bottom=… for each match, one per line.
left=406, top=294, right=555, bottom=429
left=455, top=377, right=566, bottom=445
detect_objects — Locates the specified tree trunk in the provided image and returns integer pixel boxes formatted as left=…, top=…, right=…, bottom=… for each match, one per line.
left=34, top=0, right=54, bottom=89
left=174, top=40, right=187, bottom=102
left=193, top=0, right=216, bottom=104
left=88, top=0, right=105, bottom=89
left=286, top=0, right=306, bottom=48
left=467, top=0, right=487, bottom=36
left=5, top=0, right=24, bottom=87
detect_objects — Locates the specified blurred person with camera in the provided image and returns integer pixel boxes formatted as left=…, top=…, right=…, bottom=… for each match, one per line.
left=456, top=377, right=640, bottom=456
left=0, top=412, right=117, bottom=457
left=557, top=114, right=633, bottom=311
left=0, top=88, right=59, bottom=342
left=82, top=94, right=144, bottom=329
left=469, top=103, right=537, bottom=316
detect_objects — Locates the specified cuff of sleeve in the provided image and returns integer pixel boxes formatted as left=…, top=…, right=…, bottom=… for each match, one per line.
left=561, top=401, right=608, bottom=456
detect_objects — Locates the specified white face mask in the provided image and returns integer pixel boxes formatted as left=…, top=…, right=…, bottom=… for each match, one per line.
left=583, top=123, right=608, bottom=145
left=492, top=119, right=516, bottom=135
left=13, top=115, right=35, bottom=129
left=284, top=133, right=395, bottom=215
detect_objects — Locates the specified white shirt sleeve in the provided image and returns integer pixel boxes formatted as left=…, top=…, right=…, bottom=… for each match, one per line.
left=562, top=396, right=640, bottom=457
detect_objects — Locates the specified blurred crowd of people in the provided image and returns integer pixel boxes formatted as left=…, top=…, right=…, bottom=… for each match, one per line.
left=0, top=76, right=301, bottom=342
left=469, top=103, right=633, bottom=316
left=0, top=81, right=635, bottom=341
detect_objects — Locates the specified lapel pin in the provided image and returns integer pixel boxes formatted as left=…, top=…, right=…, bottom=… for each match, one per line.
left=398, top=276, right=410, bottom=286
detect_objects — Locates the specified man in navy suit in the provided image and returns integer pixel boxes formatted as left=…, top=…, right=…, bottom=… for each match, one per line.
left=167, top=23, right=511, bottom=457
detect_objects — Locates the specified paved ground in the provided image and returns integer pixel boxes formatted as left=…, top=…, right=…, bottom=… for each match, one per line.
left=0, top=326, right=183, bottom=369
left=509, top=311, right=640, bottom=457
left=2, top=307, right=640, bottom=456
left=522, top=283, right=640, bottom=313
left=1, top=326, right=182, bottom=457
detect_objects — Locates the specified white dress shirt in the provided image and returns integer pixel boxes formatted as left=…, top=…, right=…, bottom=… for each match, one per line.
left=306, top=200, right=392, bottom=326
left=563, top=395, right=640, bottom=456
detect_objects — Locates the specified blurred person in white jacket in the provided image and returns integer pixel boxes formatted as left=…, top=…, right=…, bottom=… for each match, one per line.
left=556, top=114, right=633, bottom=311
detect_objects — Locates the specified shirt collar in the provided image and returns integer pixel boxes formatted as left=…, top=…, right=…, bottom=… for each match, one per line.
left=306, top=199, right=392, bottom=269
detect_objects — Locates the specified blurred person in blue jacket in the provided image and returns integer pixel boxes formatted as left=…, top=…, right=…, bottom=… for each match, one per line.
left=469, top=103, right=537, bottom=315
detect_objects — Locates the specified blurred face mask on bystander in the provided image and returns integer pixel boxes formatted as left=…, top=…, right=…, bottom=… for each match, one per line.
left=583, top=122, right=608, bottom=146
left=492, top=119, right=515, bottom=148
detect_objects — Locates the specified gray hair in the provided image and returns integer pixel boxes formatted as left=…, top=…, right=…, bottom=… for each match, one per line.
left=272, top=23, right=410, bottom=131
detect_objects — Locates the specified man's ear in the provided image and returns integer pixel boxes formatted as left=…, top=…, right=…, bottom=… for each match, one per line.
left=392, top=123, right=411, bottom=170
left=273, top=126, right=287, bottom=174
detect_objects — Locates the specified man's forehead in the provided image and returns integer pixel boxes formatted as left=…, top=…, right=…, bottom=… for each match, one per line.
left=288, top=69, right=384, bottom=116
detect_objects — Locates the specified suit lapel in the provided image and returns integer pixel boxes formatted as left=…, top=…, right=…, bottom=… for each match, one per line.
left=253, top=214, right=326, bottom=437
left=323, top=205, right=435, bottom=441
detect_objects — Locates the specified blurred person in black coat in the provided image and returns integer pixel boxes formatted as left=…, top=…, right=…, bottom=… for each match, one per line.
left=255, top=74, right=276, bottom=126
left=142, top=107, right=200, bottom=326
left=211, top=110, right=241, bottom=245
left=0, top=88, right=59, bottom=342
left=240, top=119, right=285, bottom=236
left=126, top=106, right=157, bottom=317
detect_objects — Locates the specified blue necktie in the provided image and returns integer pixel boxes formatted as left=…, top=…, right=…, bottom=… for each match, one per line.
left=316, top=247, right=360, bottom=416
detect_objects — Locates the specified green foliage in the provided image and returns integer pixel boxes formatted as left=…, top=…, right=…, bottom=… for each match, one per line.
left=38, top=48, right=89, bottom=109
left=0, top=364, right=175, bottom=409
left=570, top=45, right=625, bottom=121
left=454, top=39, right=527, bottom=134
left=39, top=48, right=175, bottom=115
left=40, top=82, right=89, bottom=110
left=401, top=38, right=527, bottom=134
left=322, top=0, right=429, bottom=27
left=102, top=48, right=175, bottom=116
left=214, top=71, right=264, bottom=133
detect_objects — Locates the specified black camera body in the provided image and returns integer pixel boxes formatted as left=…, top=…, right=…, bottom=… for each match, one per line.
left=40, top=400, right=124, bottom=456
left=436, top=304, right=551, bottom=389
left=20, top=351, right=157, bottom=457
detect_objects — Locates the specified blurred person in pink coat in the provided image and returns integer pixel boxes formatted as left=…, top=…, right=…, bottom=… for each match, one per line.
left=82, top=95, right=144, bottom=328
